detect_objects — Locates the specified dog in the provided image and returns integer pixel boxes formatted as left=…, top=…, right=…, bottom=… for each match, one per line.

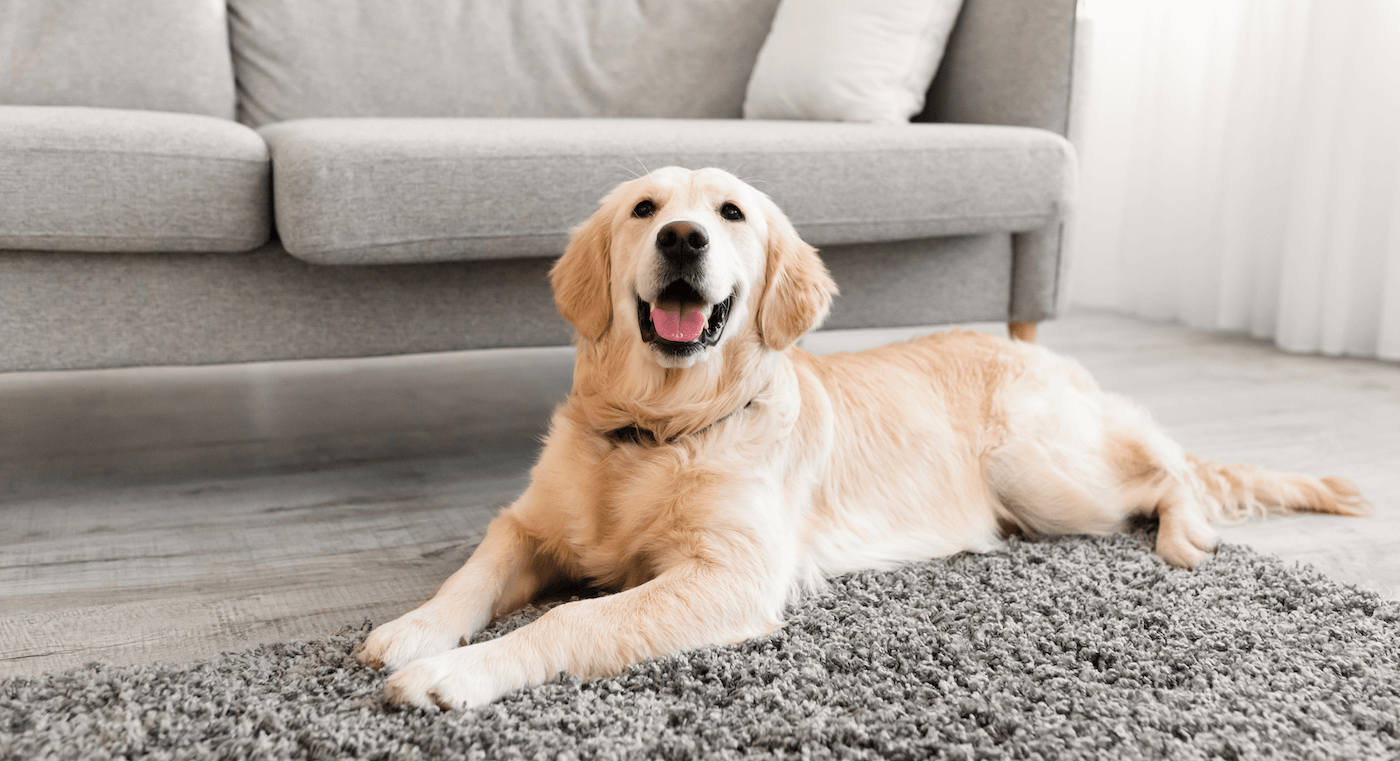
left=355, top=167, right=1369, bottom=710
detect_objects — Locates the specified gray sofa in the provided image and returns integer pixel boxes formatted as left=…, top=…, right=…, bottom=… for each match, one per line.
left=0, top=0, right=1077, bottom=373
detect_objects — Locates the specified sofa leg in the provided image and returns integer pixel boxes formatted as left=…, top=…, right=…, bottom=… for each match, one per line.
left=1008, top=321, right=1038, bottom=343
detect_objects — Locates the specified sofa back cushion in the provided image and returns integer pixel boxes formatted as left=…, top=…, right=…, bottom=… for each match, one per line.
left=229, top=0, right=782, bottom=127
left=0, top=0, right=236, bottom=119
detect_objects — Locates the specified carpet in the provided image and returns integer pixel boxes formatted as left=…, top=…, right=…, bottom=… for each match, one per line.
left=3, top=530, right=1397, bottom=760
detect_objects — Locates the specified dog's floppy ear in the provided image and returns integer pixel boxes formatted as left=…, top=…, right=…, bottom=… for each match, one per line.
left=551, top=197, right=616, bottom=342
left=757, top=198, right=837, bottom=351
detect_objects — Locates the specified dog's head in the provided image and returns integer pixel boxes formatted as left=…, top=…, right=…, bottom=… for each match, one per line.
left=552, top=167, right=837, bottom=369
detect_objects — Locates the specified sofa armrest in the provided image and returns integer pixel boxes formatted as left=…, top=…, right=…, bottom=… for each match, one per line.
left=916, top=0, right=1078, bottom=136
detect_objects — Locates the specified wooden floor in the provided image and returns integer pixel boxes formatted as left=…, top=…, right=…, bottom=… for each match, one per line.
left=2, top=310, right=1397, bottom=678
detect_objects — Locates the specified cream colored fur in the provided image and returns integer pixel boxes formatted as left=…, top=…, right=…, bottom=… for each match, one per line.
left=357, top=167, right=1370, bottom=710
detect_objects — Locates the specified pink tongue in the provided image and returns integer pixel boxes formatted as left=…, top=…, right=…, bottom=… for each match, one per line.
left=651, top=305, right=707, bottom=343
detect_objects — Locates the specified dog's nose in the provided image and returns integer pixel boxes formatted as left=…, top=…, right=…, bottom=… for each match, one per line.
left=656, top=220, right=709, bottom=263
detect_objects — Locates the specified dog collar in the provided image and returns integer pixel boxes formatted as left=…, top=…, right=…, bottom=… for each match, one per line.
left=604, top=399, right=755, bottom=447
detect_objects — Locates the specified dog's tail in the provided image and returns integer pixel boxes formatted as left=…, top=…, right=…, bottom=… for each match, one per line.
left=1186, top=454, right=1371, bottom=525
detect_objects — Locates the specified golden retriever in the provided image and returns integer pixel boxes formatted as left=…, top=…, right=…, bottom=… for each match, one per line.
left=356, top=167, right=1369, bottom=710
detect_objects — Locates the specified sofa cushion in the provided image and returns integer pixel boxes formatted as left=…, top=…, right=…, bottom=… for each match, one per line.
left=744, top=0, right=963, bottom=123
left=0, top=106, right=272, bottom=253
left=260, top=118, right=1075, bottom=265
left=0, top=0, right=236, bottom=120
left=229, top=0, right=781, bottom=128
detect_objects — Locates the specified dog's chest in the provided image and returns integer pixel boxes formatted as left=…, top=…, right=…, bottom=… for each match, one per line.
left=562, top=433, right=763, bottom=588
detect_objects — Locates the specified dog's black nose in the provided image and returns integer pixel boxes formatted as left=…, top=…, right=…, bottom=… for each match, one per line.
left=656, top=220, right=708, bottom=263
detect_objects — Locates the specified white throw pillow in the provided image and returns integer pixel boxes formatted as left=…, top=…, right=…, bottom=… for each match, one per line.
left=743, top=0, right=964, bottom=124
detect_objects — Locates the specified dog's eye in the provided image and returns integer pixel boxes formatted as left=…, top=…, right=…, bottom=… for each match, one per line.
left=720, top=202, right=745, bottom=221
left=632, top=200, right=655, bottom=218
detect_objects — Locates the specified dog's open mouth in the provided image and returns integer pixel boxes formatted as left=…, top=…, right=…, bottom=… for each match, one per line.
left=637, top=281, right=734, bottom=355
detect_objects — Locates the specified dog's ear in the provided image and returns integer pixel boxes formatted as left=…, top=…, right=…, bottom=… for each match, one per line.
left=757, top=198, right=837, bottom=351
left=551, top=198, right=616, bottom=342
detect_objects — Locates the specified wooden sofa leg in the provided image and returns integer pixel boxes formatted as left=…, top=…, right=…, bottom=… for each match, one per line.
left=1008, top=321, right=1038, bottom=343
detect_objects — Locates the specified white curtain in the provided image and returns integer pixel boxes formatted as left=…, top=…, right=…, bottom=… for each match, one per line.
left=1069, top=0, right=1400, bottom=361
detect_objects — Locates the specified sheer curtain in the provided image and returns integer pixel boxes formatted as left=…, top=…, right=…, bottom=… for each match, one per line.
left=1069, top=0, right=1400, bottom=361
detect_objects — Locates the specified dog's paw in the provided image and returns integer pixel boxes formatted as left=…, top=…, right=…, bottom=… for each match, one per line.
left=356, top=608, right=465, bottom=673
left=1155, top=506, right=1220, bottom=569
left=383, top=645, right=510, bottom=711
left=1156, top=536, right=1210, bottom=569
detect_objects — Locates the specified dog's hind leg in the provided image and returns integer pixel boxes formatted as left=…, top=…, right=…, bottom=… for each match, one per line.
left=1084, top=394, right=1219, bottom=568
left=1099, top=395, right=1370, bottom=565
left=986, top=388, right=1222, bottom=568
left=357, top=499, right=561, bottom=673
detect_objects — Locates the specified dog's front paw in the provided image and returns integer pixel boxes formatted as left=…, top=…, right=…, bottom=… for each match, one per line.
left=356, top=607, right=465, bottom=673
left=383, top=645, right=511, bottom=711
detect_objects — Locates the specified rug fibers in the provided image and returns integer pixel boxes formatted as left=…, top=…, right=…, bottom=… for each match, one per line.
left=2, top=530, right=1397, bottom=760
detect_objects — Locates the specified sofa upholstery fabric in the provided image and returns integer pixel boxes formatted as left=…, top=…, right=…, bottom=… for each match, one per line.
left=261, top=118, right=1075, bottom=265
left=229, top=0, right=782, bottom=128
left=0, top=246, right=571, bottom=372
left=919, top=0, right=1077, bottom=135
left=0, top=235, right=1012, bottom=371
left=0, top=107, right=272, bottom=253
left=0, top=0, right=237, bottom=120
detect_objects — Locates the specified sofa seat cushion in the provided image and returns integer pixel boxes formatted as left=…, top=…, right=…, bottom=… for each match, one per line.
left=260, top=118, right=1076, bottom=265
left=0, top=106, right=272, bottom=253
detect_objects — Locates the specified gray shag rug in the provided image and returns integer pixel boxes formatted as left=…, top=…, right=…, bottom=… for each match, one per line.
left=3, top=530, right=1398, bottom=761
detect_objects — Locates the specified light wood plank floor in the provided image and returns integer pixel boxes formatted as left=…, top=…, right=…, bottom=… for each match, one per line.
left=2, top=309, right=1396, bottom=678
